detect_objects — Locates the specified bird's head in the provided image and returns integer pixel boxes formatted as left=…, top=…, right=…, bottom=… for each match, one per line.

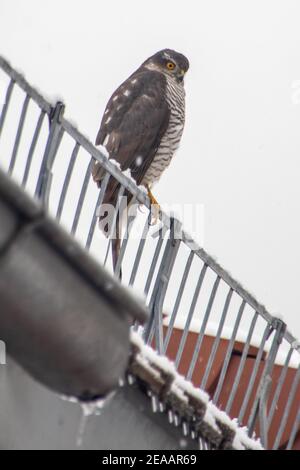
left=143, top=49, right=189, bottom=83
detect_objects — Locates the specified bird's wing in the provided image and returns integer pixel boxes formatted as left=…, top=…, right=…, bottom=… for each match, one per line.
left=93, top=70, right=170, bottom=187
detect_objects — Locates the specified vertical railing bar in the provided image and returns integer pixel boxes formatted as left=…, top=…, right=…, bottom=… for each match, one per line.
left=0, top=79, right=14, bottom=137
left=247, top=319, right=286, bottom=437
left=174, top=263, right=208, bottom=369
left=103, top=184, right=126, bottom=267
left=186, top=275, right=221, bottom=381
left=51, top=126, right=64, bottom=162
left=144, top=237, right=168, bottom=344
left=56, top=142, right=80, bottom=220
left=41, top=127, right=64, bottom=207
left=35, top=101, right=64, bottom=205
left=143, top=232, right=164, bottom=296
left=22, top=110, right=45, bottom=187
left=163, top=251, right=194, bottom=354
left=258, top=374, right=272, bottom=449
left=85, top=171, right=110, bottom=249
left=225, top=311, right=259, bottom=414
left=103, top=240, right=111, bottom=267
left=200, top=287, right=234, bottom=390
left=145, top=218, right=181, bottom=348
left=267, top=347, right=294, bottom=427
left=213, top=299, right=246, bottom=403
left=128, top=217, right=151, bottom=286
left=114, top=196, right=137, bottom=278
left=146, top=227, right=169, bottom=314
left=144, top=236, right=172, bottom=345
left=8, top=94, right=30, bottom=174
left=238, top=323, right=272, bottom=423
left=71, top=158, right=94, bottom=235
left=286, top=409, right=300, bottom=450
left=273, top=365, right=300, bottom=449
left=154, top=237, right=181, bottom=354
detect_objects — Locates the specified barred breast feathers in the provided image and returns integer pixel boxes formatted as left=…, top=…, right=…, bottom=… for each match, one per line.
left=142, top=75, right=185, bottom=186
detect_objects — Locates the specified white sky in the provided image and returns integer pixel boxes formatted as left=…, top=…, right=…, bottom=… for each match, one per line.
left=1, top=0, right=300, bottom=338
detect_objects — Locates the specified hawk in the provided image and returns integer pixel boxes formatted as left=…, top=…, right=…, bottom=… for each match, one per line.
left=92, top=49, right=189, bottom=270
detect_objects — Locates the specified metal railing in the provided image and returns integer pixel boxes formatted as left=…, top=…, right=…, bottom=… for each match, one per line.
left=0, top=55, right=299, bottom=449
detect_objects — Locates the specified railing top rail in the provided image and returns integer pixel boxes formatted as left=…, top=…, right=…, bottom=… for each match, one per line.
left=0, top=55, right=51, bottom=114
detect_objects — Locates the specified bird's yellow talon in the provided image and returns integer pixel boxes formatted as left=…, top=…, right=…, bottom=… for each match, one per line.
left=146, top=185, right=160, bottom=224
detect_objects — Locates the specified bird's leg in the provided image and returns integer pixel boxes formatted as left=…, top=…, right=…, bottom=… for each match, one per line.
left=146, top=184, right=160, bottom=225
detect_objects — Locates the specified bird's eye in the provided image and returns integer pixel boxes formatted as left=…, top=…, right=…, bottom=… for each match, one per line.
left=166, top=62, right=175, bottom=70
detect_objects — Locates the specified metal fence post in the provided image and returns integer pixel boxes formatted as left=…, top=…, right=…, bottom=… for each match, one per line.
left=35, top=101, right=65, bottom=206
left=144, top=216, right=181, bottom=353
left=247, top=318, right=286, bottom=446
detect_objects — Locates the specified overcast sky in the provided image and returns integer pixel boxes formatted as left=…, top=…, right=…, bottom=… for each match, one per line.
left=1, top=0, right=300, bottom=337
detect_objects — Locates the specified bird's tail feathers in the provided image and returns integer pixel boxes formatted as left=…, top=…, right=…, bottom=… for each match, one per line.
left=95, top=176, right=124, bottom=278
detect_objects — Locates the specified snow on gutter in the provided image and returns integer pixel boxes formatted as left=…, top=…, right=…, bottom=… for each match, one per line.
left=129, top=331, right=263, bottom=451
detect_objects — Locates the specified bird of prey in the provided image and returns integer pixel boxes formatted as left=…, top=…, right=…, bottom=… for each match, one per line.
left=92, top=49, right=189, bottom=270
